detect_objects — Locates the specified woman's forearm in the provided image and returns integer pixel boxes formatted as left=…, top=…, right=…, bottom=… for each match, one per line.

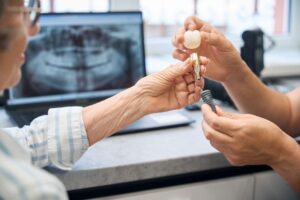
left=222, top=62, right=293, bottom=135
left=271, top=136, right=300, bottom=193
left=82, top=86, right=148, bottom=145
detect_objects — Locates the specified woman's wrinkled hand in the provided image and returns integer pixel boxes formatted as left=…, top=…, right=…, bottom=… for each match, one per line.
left=135, top=57, right=208, bottom=114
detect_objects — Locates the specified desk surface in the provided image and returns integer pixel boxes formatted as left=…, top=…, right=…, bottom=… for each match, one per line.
left=1, top=106, right=242, bottom=191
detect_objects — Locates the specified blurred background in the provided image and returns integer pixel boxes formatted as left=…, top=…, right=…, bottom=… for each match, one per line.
left=42, top=0, right=290, bottom=37
left=39, top=0, right=299, bottom=76
left=1, top=0, right=299, bottom=102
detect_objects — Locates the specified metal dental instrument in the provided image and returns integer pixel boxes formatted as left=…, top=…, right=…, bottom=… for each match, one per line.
left=201, top=90, right=217, bottom=113
left=190, top=52, right=201, bottom=80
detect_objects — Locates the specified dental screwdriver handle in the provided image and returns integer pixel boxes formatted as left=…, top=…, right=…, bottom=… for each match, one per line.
left=201, top=90, right=217, bottom=113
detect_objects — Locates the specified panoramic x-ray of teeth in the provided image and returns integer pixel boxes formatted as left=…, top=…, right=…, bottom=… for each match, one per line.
left=14, top=24, right=144, bottom=97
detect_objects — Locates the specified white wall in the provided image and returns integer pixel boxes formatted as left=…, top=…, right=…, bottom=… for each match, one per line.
left=294, top=0, right=300, bottom=48
left=110, top=0, right=140, bottom=11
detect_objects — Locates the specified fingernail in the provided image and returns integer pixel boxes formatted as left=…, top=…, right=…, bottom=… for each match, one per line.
left=184, top=58, right=191, bottom=64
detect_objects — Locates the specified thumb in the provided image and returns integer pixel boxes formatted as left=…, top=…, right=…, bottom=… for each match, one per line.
left=163, top=58, right=193, bottom=79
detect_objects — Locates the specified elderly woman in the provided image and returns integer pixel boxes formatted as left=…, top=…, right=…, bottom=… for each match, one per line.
left=0, top=0, right=207, bottom=199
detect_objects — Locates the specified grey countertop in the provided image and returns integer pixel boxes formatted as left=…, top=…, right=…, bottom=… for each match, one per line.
left=0, top=105, right=237, bottom=191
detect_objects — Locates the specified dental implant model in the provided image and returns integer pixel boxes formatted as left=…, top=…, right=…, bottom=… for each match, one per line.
left=183, top=30, right=202, bottom=80
left=190, top=53, right=201, bottom=80
left=184, top=30, right=216, bottom=112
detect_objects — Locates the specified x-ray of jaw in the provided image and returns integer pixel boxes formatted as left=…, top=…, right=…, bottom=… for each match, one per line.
left=17, top=25, right=144, bottom=97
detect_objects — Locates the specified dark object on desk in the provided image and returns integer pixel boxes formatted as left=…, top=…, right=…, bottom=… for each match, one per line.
left=185, top=104, right=201, bottom=111
left=116, top=110, right=195, bottom=135
left=241, top=28, right=266, bottom=76
left=195, top=28, right=269, bottom=108
left=0, top=95, right=4, bottom=107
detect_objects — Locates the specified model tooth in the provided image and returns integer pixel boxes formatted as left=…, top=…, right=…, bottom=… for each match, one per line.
left=183, top=30, right=201, bottom=49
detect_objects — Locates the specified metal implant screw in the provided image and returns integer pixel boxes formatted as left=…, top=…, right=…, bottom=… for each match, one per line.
left=190, top=53, right=201, bottom=80
left=201, top=90, right=216, bottom=113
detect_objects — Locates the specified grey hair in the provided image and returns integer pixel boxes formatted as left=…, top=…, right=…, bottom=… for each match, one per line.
left=0, top=0, right=9, bottom=51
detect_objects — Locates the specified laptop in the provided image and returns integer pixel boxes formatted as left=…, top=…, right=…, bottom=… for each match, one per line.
left=4, top=12, right=194, bottom=135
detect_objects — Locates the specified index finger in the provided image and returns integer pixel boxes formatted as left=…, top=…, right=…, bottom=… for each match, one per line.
left=184, top=16, right=213, bottom=32
left=201, top=104, right=236, bottom=136
left=172, top=27, right=186, bottom=50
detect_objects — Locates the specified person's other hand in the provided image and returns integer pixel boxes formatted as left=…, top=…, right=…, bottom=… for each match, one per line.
left=172, top=16, right=247, bottom=83
left=201, top=104, right=291, bottom=166
left=136, top=57, right=208, bottom=114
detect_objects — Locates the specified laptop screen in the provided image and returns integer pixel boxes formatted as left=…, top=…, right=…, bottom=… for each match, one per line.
left=6, top=12, right=146, bottom=106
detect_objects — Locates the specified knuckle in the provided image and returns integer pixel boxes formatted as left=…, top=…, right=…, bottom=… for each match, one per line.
left=210, top=119, right=220, bottom=129
left=228, top=155, right=244, bottom=166
left=179, top=54, right=185, bottom=61
left=205, top=130, right=214, bottom=140
left=188, top=84, right=195, bottom=91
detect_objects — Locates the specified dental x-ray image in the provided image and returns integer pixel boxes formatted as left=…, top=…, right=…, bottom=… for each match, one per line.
left=13, top=23, right=144, bottom=98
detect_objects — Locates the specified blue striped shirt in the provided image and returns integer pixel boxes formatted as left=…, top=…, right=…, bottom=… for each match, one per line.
left=0, top=107, right=89, bottom=200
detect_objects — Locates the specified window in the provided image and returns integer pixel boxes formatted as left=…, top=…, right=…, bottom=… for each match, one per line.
left=140, top=0, right=291, bottom=39
left=38, top=0, right=298, bottom=55
left=140, top=0, right=194, bottom=37
left=41, top=0, right=109, bottom=13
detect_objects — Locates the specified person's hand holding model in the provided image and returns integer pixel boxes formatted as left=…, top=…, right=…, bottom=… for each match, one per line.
left=83, top=57, right=208, bottom=144
left=182, top=28, right=217, bottom=113
left=172, top=16, right=300, bottom=193
left=183, top=30, right=202, bottom=81
left=172, top=16, right=247, bottom=83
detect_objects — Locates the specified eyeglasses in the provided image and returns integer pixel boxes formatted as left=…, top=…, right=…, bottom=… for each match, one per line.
left=6, top=0, right=41, bottom=27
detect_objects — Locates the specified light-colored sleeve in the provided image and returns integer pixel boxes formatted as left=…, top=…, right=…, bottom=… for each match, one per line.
left=4, top=107, right=89, bottom=170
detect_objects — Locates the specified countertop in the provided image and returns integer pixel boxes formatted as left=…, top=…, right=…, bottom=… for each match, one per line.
left=0, top=105, right=240, bottom=191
